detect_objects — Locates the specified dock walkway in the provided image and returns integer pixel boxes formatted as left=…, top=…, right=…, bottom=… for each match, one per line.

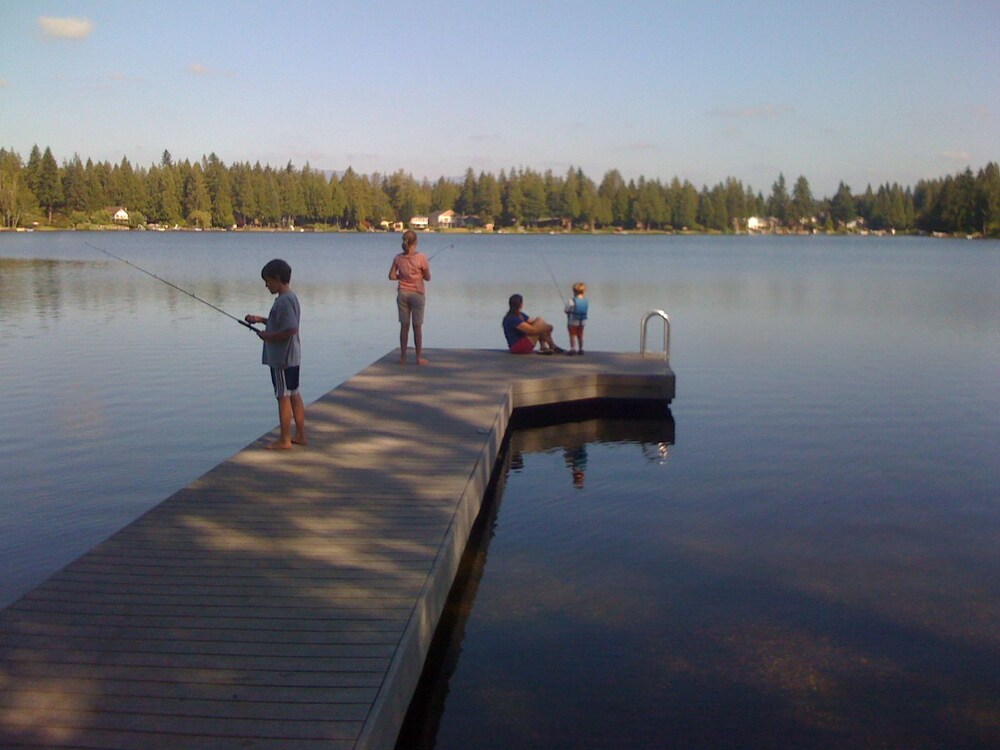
left=0, top=348, right=674, bottom=749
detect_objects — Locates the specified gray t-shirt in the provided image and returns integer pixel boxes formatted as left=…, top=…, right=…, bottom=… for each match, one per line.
left=261, top=291, right=301, bottom=368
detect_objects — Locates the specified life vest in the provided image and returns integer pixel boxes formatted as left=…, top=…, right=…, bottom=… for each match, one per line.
left=568, top=297, right=588, bottom=321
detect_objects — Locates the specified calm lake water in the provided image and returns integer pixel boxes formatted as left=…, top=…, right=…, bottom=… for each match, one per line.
left=1, top=231, right=998, bottom=747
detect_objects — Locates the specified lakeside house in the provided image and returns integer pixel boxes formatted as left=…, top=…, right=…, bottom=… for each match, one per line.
left=409, top=216, right=429, bottom=230
left=108, top=207, right=129, bottom=225
left=429, top=209, right=455, bottom=228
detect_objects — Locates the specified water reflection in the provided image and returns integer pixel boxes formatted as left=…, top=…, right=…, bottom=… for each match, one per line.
left=507, top=401, right=676, bottom=489
left=396, top=401, right=675, bottom=749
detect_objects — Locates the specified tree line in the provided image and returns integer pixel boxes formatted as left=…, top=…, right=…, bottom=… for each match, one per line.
left=1, top=145, right=998, bottom=237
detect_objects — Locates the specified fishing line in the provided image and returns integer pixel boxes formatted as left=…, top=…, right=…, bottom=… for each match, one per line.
left=540, top=251, right=567, bottom=307
left=86, top=241, right=259, bottom=331
left=427, top=243, right=454, bottom=261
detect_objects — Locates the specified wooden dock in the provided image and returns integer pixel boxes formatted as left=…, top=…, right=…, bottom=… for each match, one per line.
left=0, top=348, right=674, bottom=749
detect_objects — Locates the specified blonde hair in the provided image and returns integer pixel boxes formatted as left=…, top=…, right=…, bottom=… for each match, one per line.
left=573, top=282, right=586, bottom=296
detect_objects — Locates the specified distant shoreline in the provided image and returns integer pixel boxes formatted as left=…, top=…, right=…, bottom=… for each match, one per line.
left=1, top=225, right=990, bottom=240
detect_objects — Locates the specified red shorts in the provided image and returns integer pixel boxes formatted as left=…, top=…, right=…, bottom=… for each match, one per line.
left=509, top=337, right=535, bottom=354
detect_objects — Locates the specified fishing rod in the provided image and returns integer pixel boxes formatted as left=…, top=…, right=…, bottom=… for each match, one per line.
left=427, top=243, right=454, bottom=261
left=86, top=241, right=260, bottom=331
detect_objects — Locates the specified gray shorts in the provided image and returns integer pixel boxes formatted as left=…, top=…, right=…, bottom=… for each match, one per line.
left=397, top=290, right=426, bottom=326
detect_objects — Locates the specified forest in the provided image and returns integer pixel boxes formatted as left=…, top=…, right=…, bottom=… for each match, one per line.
left=1, top=145, right=998, bottom=237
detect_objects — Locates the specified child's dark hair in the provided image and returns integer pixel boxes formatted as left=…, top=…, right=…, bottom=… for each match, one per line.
left=261, top=258, right=292, bottom=284
left=507, top=293, right=523, bottom=316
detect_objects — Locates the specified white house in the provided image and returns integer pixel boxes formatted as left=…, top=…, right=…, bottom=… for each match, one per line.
left=112, top=207, right=129, bottom=224
left=429, top=209, right=455, bottom=228
left=409, top=216, right=429, bottom=230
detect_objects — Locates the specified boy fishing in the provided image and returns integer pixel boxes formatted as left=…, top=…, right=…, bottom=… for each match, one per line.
left=245, top=259, right=306, bottom=449
left=565, top=282, right=588, bottom=355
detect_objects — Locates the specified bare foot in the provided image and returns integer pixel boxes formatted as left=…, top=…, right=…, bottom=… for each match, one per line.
left=292, top=436, right=308, bottom=446
left=417, top=358, right=429, bottom=365
left=397, top=358, right=407, bottom=365
left=265, top=441, right=293, bottom=450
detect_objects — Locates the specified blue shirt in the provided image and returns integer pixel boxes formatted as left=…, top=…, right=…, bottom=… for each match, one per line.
left=502, top=312, right=529, bottom=347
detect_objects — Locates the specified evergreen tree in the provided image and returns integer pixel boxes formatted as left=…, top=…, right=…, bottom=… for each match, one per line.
left=84, top=158, right=106, bottom=211
left=36, top=147, right=64, bottom=222
left=767, top=173, right=790, bottom=226
left=544, top=170, right=564, bottom=219
left=976, top=162, right=1000, bottom=236
left=203, top=153, right=235, bottom=227
left=696, top=186, right=720, bottom=231
left=182, top=163, right=212, bottom=223
left=790, top=175, right=814, bottom=227
left=561, top=167, right=582, bottom=226
left=259, top=167, right=283, bottom=227
left=61, top=154, right=89, bottom=213
left=474, top=171, right=501, bottom=224
left=301, top=164, right=333, bottom=224
left=672, top=179, right=698, bottom=230
left=634, top=177, right=668, bottom=230
left=520, top=170, right=547, bottom=225
left=230, top=163, right=259, bottom=226
left=829, top=182, right=856, bottom=226
left=278, top=161, right=306, bottom=226
left=455, top=168, right=476, bottom=216
left=366, top=173, right=393, bottom=226
left=598, top=169, right=630, bottom=227
left=723, top=178, right=746, bottom=231
left=501, top=169, right=523, bottom=227
left=385, top=169, right=427, bottom=222
left=25, top=145, right=43, bottom=195
left=339, top=167, right=369, bottom=228
left=112, top=156, right=145, bottom=214
left=327, top=173, right=345, bottom=226
left=430, top=176, right=458, bottom=212
left=576, top=169, right=601, bottom=230
left=154, top=165, right=182, bottom=224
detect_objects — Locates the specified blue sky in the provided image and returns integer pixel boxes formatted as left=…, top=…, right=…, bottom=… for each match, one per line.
left=1, top=0, right=997, bottom=197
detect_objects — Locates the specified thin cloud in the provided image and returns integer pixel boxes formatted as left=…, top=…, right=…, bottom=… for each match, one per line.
left=38, top=16, right=94, bottom=40
left=708, top=104, right=793, bottom=119
left=942, top=150, right=972, bottom=163
left=188, top=63, right=235, bottom=78
left=109, top=72, right=145, bottom=84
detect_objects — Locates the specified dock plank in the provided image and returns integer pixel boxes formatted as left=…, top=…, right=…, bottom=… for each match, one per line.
left=0, top=348, right=673, bottom=748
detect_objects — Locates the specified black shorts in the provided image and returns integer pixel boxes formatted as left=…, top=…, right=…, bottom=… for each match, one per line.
left=270, top=366, right=300, bottom=398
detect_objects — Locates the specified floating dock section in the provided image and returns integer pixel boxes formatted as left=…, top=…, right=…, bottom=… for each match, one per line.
left=0, top=348, right=674, bottom=749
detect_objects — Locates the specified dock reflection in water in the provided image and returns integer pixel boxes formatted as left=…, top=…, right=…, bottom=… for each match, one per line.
left=397, top=401, right=676, bottom=749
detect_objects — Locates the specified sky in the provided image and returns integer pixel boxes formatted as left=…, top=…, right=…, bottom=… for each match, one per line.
left=1, top=0, right=997, bottom=198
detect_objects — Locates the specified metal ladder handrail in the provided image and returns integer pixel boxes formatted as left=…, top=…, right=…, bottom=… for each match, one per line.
left=640, top=310, right=670, bottom=360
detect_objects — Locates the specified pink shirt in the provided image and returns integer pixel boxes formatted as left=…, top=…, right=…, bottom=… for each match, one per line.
left=393, top=251, right=429, bottom=295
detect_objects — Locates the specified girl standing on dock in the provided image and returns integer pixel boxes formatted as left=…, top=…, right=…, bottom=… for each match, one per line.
left=388, top=229, right=431, bottom=365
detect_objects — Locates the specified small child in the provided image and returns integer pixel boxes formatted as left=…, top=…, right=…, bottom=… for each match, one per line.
left=245, top=259, right=306, bottom=450
left=565, top=282, right=589, bottom=355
